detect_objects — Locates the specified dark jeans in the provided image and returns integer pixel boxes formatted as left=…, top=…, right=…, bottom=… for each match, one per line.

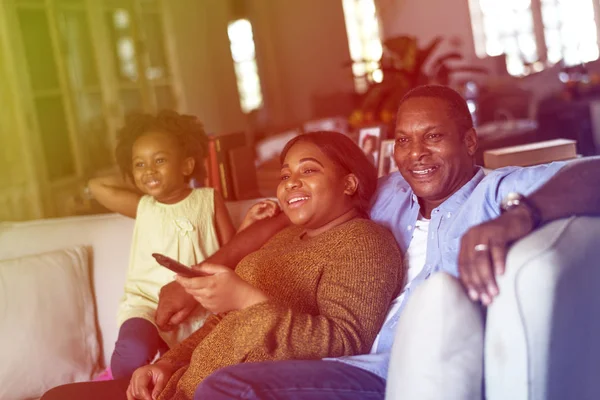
left=111, top=317, right=166, bottom=379
left=41, top=378, right=129, bottom=400
left=194, top=360, right=386, bottom=400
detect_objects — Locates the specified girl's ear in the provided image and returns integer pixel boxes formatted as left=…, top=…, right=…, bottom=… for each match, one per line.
left=182, top=157, right=195, bottom=177
left=343, top=174, right=359, bottom=196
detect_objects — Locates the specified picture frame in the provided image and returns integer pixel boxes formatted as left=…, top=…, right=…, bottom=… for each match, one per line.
left=378, top=139, right=399, bottom=177
left=358, top=125, right=384, bottom=167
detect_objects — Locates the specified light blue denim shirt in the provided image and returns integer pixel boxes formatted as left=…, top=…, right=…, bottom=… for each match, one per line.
left=328, top=162, right=565, bottom=379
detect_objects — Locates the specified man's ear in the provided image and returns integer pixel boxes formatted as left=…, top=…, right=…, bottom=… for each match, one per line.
left=464, top=128, right=478, bottom=156
left=182, top=157, right=195, bottom=177
left=344, top=174, right=359, bottom=196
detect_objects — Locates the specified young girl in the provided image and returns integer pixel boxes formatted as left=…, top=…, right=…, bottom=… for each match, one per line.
left=88, top=110, right=235, bottom=380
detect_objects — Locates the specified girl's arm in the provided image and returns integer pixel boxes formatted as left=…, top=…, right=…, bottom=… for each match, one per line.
left=213, top=190, right=236, bottom=246
left=88, top=174, right=142, bottom=218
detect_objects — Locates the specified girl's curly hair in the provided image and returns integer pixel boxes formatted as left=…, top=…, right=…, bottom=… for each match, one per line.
left=115, top=110, right=208, bottom=183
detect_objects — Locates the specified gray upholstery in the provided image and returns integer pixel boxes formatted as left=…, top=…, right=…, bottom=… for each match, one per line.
left=485, top=216, right=600, bottom=400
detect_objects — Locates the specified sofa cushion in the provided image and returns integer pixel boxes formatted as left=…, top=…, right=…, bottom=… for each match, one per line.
left=0, top=246, right=100, bottom=400
left=386, top=272, right=484, bottom=400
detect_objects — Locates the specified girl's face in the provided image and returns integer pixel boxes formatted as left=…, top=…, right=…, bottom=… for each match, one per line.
left=277, top=141, right=356, bottom=237
left=131, top=131, right=194, bottom=204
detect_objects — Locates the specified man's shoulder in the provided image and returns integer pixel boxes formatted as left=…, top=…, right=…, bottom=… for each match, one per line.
left=478, top=161, right=566, bottom=197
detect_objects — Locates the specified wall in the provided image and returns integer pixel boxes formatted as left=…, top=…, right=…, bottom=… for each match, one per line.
left=167, top=0, right=247, bottom=135
left=378, top=0, right=477, bottom=60
left=249, top=0, right=355, bottom=128
left=168, top=0, right=355, bottom=133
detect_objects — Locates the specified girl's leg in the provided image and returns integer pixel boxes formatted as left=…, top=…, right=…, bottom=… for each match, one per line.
left=41, top=378, right=129, bottom=400
left=110, top=318, right=166, bottom=379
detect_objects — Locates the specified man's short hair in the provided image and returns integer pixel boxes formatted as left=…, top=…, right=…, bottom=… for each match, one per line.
left=397, top=85, right=474, bottom=135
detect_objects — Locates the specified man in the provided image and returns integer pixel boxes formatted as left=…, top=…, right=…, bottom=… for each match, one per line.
left=157, top=85, right=600, bottom=399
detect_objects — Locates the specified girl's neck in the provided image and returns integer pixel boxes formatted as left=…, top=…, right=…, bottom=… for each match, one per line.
left=302, top=207, right=360, bottom=239
left=154, top=187, right=193, bottom=205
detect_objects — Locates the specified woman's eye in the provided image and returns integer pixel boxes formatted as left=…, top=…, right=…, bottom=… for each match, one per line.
left=280, top=174, right=290, bottom=181
left=303, top=169, right=315, bottom=174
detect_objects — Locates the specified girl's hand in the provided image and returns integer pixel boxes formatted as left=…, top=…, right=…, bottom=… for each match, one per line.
left=175, top=264, right=268, bottom=314
left=237, top=200, right=281, bottom=232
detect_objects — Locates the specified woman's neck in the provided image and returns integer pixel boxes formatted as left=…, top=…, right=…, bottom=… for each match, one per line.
left=303, top=208, right=360, bottom=239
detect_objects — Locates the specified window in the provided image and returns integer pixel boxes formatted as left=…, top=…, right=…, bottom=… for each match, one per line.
left=342, top=0, right=383, bottom=93
left=469, top=0, right=600, bottom=76
left=227, top=19, right=263, bottom=113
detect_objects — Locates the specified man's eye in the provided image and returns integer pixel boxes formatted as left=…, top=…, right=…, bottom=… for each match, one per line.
left=395, top=137, right=408, bottom=144
left=427, top=133, right=442, bottom=140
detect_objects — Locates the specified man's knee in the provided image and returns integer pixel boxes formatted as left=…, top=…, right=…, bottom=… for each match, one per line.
left=194, top=365, right=253, bottom=400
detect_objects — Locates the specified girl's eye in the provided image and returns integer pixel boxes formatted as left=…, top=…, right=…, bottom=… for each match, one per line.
left=134, top=162, right=144, bottom=168
left=156, top=158, right=166, bottom=164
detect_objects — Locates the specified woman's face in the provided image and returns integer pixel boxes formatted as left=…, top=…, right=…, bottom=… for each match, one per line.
left=277, top=141, right=355, bottom=235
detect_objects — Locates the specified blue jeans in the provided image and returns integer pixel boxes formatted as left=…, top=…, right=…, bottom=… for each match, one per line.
left=111, top=318, right=166, bottom=379
left=194, top=360, right=386, bottom=400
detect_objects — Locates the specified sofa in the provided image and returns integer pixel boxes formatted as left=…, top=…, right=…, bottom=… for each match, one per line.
left=0, top=199, right=599, bottom=400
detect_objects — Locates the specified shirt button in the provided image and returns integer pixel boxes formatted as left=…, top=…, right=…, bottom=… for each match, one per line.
left=434, top=209, right=440, bottom=214
left=407, top=225, right=412, bottom=231
left=446, top=212, right=452, bottom=218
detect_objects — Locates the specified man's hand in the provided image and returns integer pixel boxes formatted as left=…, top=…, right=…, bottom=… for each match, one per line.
left=175, top=263, right=268, bottom=314
left=458, top=206, right=535, bottom=306
left=156, top=281, right=198, bottom=331
left=126, top=361, right=175, bottom=400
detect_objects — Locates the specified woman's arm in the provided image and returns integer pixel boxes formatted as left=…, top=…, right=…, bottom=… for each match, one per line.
left=213, top=190, right=236, bottom=246
left=155, top=213, right=292, bottom=331
left=88, top=174, right=142, bottom=218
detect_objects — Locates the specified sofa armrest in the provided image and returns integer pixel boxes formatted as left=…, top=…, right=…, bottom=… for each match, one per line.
left=485, top=216, right=600, bottom=400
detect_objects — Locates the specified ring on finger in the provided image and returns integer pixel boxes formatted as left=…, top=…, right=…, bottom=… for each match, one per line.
left=474, top=243, right=489, bottom=252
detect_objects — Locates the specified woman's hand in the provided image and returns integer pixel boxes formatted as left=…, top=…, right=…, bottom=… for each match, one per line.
left=126, top=361, right=175, bottom=400
left=237, top=200, right=281, bottom=232
left=175, top=264, right=268, bottom=314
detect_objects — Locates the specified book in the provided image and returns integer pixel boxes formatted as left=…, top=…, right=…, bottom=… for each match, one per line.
left=228, top=146, right=261, bottom=200
left=209, top=132, right=247, bottom=200
left=483, top=139, right=578, bottom=169
left=206, top=138, right=222, bottom=193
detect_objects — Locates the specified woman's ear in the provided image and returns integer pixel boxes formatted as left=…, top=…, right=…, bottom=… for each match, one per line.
left=343, top=174, right=359, bottom=196
left=182, top=157, right=195, bottom=177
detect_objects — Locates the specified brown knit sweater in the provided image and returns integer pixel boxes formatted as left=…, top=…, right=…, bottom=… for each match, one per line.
left=157, top=218, right=404, bottom=400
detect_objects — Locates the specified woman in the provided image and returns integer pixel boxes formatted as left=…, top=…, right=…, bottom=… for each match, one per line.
left=43, top=131, right=404, bottom=400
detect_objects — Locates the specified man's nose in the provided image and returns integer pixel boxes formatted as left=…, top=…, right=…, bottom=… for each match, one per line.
left=408, top=139, right=429, bottom=159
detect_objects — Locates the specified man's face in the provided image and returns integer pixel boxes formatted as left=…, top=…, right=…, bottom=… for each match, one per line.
left=393, top=97, right=478, bottom=214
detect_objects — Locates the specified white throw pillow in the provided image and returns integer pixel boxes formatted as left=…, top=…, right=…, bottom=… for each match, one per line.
left=0, top=246, right=100, bottom=400
left=386, top=272, right=484, bottom=400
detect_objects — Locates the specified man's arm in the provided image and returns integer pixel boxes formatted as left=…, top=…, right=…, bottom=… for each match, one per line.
left=155, top=213, right=291, bottom=330
left=459, top=157, right=600, bottom=305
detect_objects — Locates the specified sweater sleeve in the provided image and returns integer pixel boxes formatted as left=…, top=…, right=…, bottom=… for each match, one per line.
left=206, top=226, right=404, bottom=361
left=158, top=314, right=222, bottom=366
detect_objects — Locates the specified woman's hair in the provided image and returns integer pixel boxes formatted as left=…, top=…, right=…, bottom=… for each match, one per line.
left=115, top=110, right=208, bottom=182
left=279, top=131, right=378, bottom=216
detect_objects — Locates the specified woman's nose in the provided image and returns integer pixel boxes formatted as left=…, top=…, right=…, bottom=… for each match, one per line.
left=285, top=175, right=301, bottom=190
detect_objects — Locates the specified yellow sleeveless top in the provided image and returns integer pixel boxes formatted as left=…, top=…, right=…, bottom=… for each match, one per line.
left=116, top=188, right=220, bottom=348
